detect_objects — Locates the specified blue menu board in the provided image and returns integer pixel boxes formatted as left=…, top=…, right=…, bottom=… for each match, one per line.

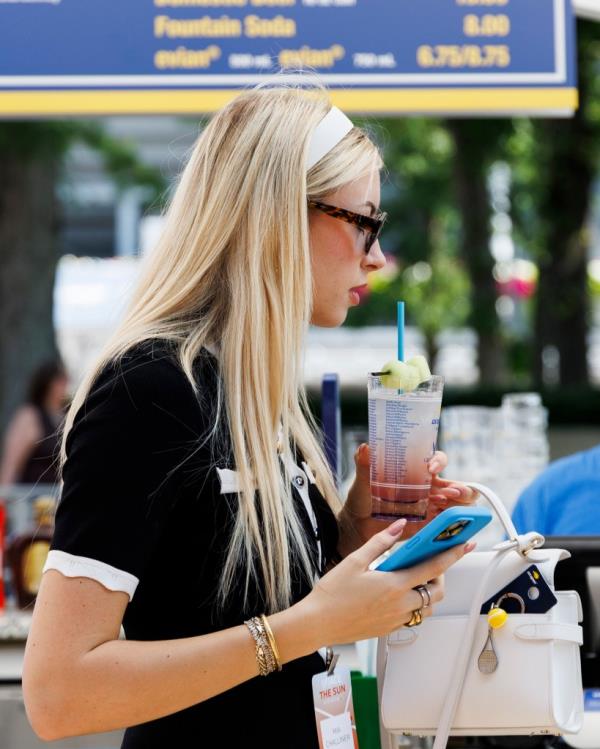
left=0, top=0, right=577, bottom=116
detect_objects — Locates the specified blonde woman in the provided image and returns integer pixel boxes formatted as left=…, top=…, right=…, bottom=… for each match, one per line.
left=22, top=83, right=477, bottom=748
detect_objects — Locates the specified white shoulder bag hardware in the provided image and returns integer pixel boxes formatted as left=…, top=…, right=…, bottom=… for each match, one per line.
left=377, top=482, right=584, bottom=749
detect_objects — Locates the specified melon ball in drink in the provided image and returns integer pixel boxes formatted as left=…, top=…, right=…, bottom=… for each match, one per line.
left=379, top=355, right=432, bottom=391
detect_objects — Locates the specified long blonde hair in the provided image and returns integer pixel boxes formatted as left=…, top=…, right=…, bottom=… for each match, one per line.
left=61, top=81, right=383, bottom=614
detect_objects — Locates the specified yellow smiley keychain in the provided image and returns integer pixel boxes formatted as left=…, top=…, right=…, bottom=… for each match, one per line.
left=478, top=592, right=525, bottom=674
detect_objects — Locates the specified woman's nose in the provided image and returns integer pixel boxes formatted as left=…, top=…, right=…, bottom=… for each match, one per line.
left=363, top=240, right=386, bottom=271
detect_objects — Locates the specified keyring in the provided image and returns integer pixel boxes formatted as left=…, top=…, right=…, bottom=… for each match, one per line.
left=406, top=608, right=424, bottom=627
left=493, top=592, right=526, bottom=614
left=415, top=585, right=431, bottom=609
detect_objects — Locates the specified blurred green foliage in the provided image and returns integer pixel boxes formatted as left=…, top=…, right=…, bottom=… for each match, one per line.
left=504, top=18, right=600, bottom=386
left=348, top=117, right=477, bottom=371
left=0, top=120, right=164, bottom=195
left=357, top=117, right=457, bottom=267
left=346, top=249, right=470, bottom=369
left=0, top=119, right=166, bottom=434
left=349, top=20, right=600, bottom=388
left=348, top=117, right=469, bottom=332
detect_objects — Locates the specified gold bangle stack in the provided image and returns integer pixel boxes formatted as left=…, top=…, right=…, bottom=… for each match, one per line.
left=260, top=614, right=282, bottom=671
left=244, top=615, right=282, bottom=676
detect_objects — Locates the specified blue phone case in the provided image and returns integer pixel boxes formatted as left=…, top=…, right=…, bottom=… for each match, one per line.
left=374, top=506, right=493, bottom=572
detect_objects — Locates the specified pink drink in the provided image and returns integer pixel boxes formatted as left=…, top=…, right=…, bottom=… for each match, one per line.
left=368, top=374, right=444, bottom=521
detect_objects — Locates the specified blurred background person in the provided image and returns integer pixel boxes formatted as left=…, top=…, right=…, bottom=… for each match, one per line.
left=511, top=443, right=600, bottom=536
left=0, top=360, right=69, bottom=486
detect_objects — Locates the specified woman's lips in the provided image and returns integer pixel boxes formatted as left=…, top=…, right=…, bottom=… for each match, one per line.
left=349, top=284, right=368, bottom=305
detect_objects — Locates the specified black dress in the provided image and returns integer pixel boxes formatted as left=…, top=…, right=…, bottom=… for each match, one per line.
left=43, top=339, right=341, bottom=748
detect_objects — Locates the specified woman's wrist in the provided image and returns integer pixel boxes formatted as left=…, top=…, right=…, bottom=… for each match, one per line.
left=336, top=502, right=367, bottom=558
left=340, top=495, right=366, bottom=523
left=266, top=597, right=326, bottom=664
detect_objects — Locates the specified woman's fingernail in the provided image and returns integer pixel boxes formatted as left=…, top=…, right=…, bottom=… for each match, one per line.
left=464, top=542, right=477, bottom=554
left=389, top=519, right=407, bottom=535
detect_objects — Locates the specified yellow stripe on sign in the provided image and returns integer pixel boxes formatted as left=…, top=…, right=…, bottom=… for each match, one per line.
left=330, top=87, right=579, bottom=113
left=0, top=87, right=578, bottom=116
left=0, top=89, right=237, bottom=115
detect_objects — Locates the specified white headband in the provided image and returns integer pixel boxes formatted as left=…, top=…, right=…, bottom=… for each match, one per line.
left=306, top=106, right=354, bottom=171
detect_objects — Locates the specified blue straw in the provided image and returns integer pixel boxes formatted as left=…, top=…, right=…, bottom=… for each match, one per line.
left=397, top=301, right=404, bottom=361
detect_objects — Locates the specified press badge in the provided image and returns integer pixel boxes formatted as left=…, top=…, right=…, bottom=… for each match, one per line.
left=312, top=659, right=359, bottom=749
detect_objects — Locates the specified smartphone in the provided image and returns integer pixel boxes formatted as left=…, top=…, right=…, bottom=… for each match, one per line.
left=480, top=564, right=558, bottom=614
left=373, top=506, right=492, bottom=572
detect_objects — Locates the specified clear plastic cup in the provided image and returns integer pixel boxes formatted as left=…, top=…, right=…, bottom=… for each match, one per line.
left=368, top=374, right=444, bottom=521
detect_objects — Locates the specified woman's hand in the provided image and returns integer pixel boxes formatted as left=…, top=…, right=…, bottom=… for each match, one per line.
left=341, top=443, right=479, bottom=545
left=301, top=520, right=476, bottom=645
left=426, top=451, right=477, bottom=516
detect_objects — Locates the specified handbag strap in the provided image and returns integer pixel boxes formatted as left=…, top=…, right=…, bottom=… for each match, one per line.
left=429, top=483, right=546, bottom=749
left=465, top=482, right=518, bottom=542
left=466, top=481, right=546, bottom=556
left=431, top=544, right=511, bottom=749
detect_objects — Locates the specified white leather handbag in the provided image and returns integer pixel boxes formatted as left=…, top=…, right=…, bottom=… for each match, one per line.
left=376, top=483, right=585, bottom=749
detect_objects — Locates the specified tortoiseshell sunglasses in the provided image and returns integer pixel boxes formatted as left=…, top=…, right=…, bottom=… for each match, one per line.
left=308, top=200, right=387, bottom=253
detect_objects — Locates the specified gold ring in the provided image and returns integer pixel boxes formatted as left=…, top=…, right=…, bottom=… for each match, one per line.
left=406, top=608, right=423, bottom=627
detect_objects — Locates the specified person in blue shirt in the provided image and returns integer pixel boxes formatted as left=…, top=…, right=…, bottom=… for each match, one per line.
left=511, top=444, right=600, bottom=535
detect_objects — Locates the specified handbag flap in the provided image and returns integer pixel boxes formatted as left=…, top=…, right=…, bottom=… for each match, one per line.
left=433, top=546, right=570, bottom=616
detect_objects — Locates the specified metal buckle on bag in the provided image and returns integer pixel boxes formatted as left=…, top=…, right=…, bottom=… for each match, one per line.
left=493, top=532, right=545, bottom=557
left=497, top=532, right=545, bottom=556
left=520, top=532, right=545, bottom=556
left=523, top=540, right=543, bottom=555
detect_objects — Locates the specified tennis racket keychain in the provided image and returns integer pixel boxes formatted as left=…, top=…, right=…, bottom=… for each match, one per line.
left=478, top=592, right=526, bottom=674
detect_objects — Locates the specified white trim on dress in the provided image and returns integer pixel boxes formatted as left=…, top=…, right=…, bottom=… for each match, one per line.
left=42, top=549, right=139, bottom=602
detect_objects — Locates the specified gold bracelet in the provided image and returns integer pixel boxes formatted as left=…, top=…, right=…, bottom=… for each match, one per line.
left=244, top=618, right=270, bottom=676
left=260, top=614, right=282, bottom=671
left=244, top=617, right=277, bottom=676
left=253, top=617, right=278, bottom=674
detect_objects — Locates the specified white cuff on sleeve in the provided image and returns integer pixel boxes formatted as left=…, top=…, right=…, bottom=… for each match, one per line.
left=42, top=550, right=139, bottom=602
